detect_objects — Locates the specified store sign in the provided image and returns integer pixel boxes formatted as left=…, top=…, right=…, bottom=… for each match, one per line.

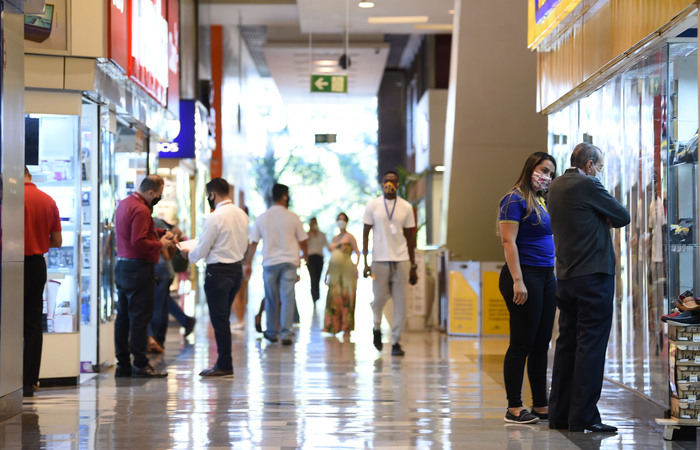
left=108, top=0, right=129, bottom=72
left=166, top=0, right=180, bottom=116
left=161, top=100, right=202, bottom=159
left=130, top=0, right=169, bottom=106
left=534, top=0, right=561, bottom=23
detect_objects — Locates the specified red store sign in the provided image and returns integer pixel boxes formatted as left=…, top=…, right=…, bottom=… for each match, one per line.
left=108, top=0, right=179, bottom=109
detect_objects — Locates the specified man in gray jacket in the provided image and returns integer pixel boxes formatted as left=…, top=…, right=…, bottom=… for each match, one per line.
left=547, top=143, right=630, bottom=433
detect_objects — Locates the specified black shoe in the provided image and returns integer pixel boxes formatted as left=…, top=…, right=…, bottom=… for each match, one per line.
left=23, top=385, right=35, bottom=398
left=199, top=367, right=234, bottom=378
left=569, top=423, right=617, bottom=432
left=667, top=310, right=700, bottom=326
left=184, top=317, right=196, bottom=337
left=263, top=332, right=277, bottom=343
left=255, top=313, right=263, bottom=333
left=281, top=338, right=293, bottom=346
left=529, top=408, right=548, bottom=421
left=115, top=365, right=132, bottom=377
left=391, top=343, right=405, bottom=356
left=504, top=409, right=539, bottom=424
left=132, top=364, right=167, bottom=378
left=373, top=329, right=383, bottom=351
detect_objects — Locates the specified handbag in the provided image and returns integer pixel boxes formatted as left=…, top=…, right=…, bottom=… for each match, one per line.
left=171, top=249, right=189, bottom=273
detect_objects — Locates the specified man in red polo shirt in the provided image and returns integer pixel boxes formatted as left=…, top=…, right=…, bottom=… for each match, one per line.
left=24, top=167, right=62, bottom=397
left=114, top=174, right=174, bottom=378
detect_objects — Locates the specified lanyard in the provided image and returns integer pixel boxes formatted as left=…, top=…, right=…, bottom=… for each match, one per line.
left=384, top=197, right=397, bottom=222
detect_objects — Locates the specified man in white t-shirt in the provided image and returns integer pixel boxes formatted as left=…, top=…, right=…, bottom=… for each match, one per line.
left=183, top=178, right=249, bottom=377
left=245, top=183, right=308, bottom=345
left=362, top=170, right=417, bottom=356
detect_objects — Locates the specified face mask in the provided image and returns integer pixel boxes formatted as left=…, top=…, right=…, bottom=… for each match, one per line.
left=151, top=194, right=162, bottom=207
left=382, top=182, right=397, bottom=195
left=337, top=220, right=347, bottom=230
left=594, top=168, right=604, bottom=184
left=207, top=194, right=216, bottom=210
left=531, top=171, right=551, bottom=192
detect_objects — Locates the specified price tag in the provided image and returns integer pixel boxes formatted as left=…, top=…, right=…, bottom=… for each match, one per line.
left=688, top=395, right=697, bottom=403
left=690, top=375, right=698, bottom=383
left=680, top=358, right=690, bottom=362
left=682, top=413, right=692, bottom=419
left=694, top=356, right=700, bottom=364
left=693, top=335, right=700, bottom=342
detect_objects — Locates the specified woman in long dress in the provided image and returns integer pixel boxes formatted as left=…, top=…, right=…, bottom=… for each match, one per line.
left=322, top=212, right=360, bottom=334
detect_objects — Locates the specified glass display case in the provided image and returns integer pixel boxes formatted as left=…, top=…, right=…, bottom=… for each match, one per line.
left=26, top=113, right=82, bottom=334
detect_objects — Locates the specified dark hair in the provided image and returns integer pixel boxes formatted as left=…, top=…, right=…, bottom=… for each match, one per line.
left=383, top=170, right=399, bottom=179
left=139, top=174, right=164, bottom=193
left=309, top=217, right=317, bottom=223
left=206, top=177, right=229, bottom=196
left=337, top=212, right=349, bottom=222
left=499, top=152, right=557, bottom=229
left=272, top=183, right=289, bottom=202
left=570, top=143, right=601, bottom=169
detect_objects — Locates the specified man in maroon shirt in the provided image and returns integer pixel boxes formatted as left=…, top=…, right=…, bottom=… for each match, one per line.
left=114, top=174, right=174, bottom=378
left=24, top=167, right=62, bottom=397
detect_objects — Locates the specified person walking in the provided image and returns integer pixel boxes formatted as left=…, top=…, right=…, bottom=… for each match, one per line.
left=362, top=170, right=417, bottom=356
left=497, top=152, right=557, bottom=424
left=547, top=143, right=630, bottom=433
left=322, top=212, right=360, bottom=335
left=244, top=183, right=307, bottom=346
left=182, top=178, right=249, bottom=377
left=306, top=217, right=328, bottom=304
left=23, top=167, right=62, bottom=397
left=114, top=175, right=174, bottom=378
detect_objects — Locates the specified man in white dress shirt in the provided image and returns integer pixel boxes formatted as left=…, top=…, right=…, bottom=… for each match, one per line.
left=362, top=170, right=417, bottom=356
left=245, top=183, right=308, bottom=346
left=183, top=178, right=249, bottom=377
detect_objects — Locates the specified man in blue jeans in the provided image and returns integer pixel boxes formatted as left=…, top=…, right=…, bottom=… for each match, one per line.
left=183, top=178, right=249, bottom=377
left=245, top=183, right=308, bottom=346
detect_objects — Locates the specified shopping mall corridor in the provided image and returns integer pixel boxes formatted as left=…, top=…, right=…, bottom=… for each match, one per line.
left=0, top=274, right=693, bottom=449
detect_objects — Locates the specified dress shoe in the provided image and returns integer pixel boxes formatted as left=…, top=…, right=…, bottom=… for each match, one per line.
left=391, top=343, right=405, bottom=356
left=199, top=367, right=234, bottom=377
left=281, top=338, right=293, bottom=346
left=184, top=317, right=196, bottom=337
left=147, top=336, right=164, bottom=354
left=263, top=332, right=277, bottom=343
left=23, top=385, right=35, bottom=397
left=549, top=422, right=569, bottom=430
left=373, top=329, right=383, bottom=351
left=132, top=364, right=168, bottom=378
left=115, top=365, right=132, bottom=377
left=255, top=313, right=263, bottom=333
left=569, top=423, right=617, bottom=432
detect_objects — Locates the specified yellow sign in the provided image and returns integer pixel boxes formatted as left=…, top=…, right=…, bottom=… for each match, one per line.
left=481, top=263, right=510, bottom=335
left=448, top=270, right=479, bottom=335
left=527, top=0, right=581, bottom=49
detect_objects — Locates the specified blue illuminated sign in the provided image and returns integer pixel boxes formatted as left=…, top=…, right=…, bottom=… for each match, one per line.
left=535, top=0, right=561, bottom=23
left=160, top=100, right=196, bottom=159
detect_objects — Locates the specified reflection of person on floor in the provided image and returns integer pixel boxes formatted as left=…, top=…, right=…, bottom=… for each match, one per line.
left=182, top=178, right=249, bottom=377
left=547, top=143, right=630, bottom=433
left=306, top=217, right=328, bottom=304
left=323, top=212, right=359, bottom=334
left=244, top=183, right=308, bottom=346
left=23, top=167, right=62, bottom=397
left=362, top=170, right=417, bottom=357
left=114, top=175, right=175, bottom=378
left=146, top=218, right=195, bottom=353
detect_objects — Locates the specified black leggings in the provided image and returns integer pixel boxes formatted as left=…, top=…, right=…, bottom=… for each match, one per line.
left=499, top=264, right=556, bottom=408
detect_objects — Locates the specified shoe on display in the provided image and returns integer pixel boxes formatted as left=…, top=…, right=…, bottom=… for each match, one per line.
left=662, top=309, right=682, bottom=322
left=373, top=329, right=383, bottom=351
left=199, top=367, right=234, bottom=378
left=391, top=343, right=405, bottom=356
left=131, top=364, right=168, bottom=378
left=666, top=310, right=700, bottom=326
left=504, top=409, right=540, bottom=424
left=184, top=317, right=196, bottom=337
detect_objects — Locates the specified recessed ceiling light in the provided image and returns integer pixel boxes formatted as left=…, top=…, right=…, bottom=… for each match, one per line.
left=314, top=60, right=338, bottom=66
left=358, top=1, right=375, bottom=8
left=368, top=16, right=429, bottom=24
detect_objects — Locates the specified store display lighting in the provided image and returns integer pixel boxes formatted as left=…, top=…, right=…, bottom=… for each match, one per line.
left=435, top=165, right=445, bottom=172
left=358, top=1, right=375, bottom=7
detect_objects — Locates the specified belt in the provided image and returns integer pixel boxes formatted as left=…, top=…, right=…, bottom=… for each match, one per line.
left=116, top=257, right=149, bottom=263
left=208, top=261, right=243, bottom=267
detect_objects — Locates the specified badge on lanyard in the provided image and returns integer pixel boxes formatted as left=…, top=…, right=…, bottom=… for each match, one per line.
left=384, top=198, right=398, bottom=235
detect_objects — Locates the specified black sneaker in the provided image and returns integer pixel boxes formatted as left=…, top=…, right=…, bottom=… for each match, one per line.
left=530, top=408, right=548, bottom=421
left=373, top=329, right=383, bottom=351
left=504, top=409, right=540, bottom=424
left=667, top=310, right=700, bottom=326
left=391, top=343, right=405, bottom=356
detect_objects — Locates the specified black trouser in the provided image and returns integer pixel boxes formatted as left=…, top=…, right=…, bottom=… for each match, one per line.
left=24, top=255, right=47, bottom=387
left=148, top=262, right=174, bottom=346
left=548, top=273, right=614, bottom=427
left=204, top=262, right=243, bottom=371
left=306, top=254, right=324, bottom=302
left=499, top=264, right=556, bottom=409
left=115, top=259, right=156, bottom=369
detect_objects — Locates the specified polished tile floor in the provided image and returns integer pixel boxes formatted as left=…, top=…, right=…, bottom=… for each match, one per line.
left=0, top=275, right=696, bottom=448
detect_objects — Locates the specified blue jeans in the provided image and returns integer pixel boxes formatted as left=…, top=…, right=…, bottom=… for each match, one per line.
left=204, top=262, right=243, bottom=371
left=262, top=263, right=297, bottom=341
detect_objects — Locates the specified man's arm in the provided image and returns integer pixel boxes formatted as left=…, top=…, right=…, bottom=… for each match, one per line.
left=244, top=241, right=258, bottom=278
left=403, top=227, right=417, bottom=285
left=589, top=181, right=631, bottom=228
left=49, top=231, right=62, bottom=248
left=362, top=224, right=372, bottom=278
left=299, top=239, right=308, bottom=262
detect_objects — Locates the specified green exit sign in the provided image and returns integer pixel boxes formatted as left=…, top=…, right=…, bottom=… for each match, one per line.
left=311, top=75, right=347, bottom=93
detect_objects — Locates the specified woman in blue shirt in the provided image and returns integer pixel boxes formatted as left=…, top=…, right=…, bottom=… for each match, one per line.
left=498, top=152, right=557, bottom=424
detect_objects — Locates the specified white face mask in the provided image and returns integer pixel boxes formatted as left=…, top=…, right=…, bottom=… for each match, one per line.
left=593, top=168, right=604, bottom=184
left=337, top=220, right=347, bottom=230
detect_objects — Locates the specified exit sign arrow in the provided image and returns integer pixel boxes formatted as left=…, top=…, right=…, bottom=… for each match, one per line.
left=314, top=77, right=329, bottom=91
left=310, top=75, right=347, bottom=93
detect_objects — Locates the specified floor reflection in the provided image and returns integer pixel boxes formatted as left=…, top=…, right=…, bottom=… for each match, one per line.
left=0, top=274, right=696, bottom=448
